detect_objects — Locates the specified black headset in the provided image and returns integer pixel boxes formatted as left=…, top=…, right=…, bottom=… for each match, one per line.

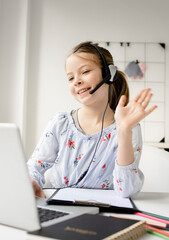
left=89, top=43, right=118, bottom=94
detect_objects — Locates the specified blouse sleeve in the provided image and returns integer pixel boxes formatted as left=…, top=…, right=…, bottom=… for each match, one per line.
left=27, top=114, right=60, bottom=187
left=113, top=124, right=144, bottom=197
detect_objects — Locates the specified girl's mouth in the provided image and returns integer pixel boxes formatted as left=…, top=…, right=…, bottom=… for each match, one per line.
left=78, top=88, right=91, bottom=94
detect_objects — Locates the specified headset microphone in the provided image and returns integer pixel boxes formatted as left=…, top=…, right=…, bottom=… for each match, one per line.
left=89, top=65, right=118, bottom=94
left=89, top=79, right=107, bottom=95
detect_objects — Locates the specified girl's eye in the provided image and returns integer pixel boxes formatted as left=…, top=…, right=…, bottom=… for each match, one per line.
left=83, top=70, right=90, bottom=74
left=68, top=77, right=74, bottom=81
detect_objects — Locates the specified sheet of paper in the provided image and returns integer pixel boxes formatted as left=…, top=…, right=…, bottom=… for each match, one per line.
left=51, top=188, right=133, bottom=209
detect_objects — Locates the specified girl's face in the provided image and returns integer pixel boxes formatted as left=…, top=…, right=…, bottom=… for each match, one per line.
left=66, top=52, right=108, bottom=105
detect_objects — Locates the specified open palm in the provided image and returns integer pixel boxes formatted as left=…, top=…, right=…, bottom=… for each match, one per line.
left=114, top=88, right=157, bottom=130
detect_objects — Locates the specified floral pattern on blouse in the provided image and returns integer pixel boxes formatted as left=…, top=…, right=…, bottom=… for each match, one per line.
left=102, top=133, right=111, bottom=142
left=74, top=154, right=83, bottom=166
left=101, top=179, right=110, bottom=189
left=137, top=146, right=141, bottom=152
left=66, top=139, right=75, bottom=149
left=45, top=132, right=53, bottom=138
left=64, top=176, right=69, bottom=185
left=116, top=178, right=123, bottom=191
left=37, top=160, right=52, bottom=169
left=27, top=111, right=144, bottom=198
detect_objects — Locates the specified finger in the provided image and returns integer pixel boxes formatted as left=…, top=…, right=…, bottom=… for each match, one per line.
left=118, top=95, right=126, bottom=107
left=134, top=89, right=146, bottom=102
left=137, top=89, right=151, bottom=104
left=134, top=88, right=151, bottom=102
left=39, top=190, right=46, bottom=199
left=36, top=187, right=46, bottom=198
left=145, top=105, right=157, bottom=116
left=142, top=93, right=153, bottom=108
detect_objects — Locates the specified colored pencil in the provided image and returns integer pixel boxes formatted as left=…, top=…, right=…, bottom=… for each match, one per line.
left=135, top=212, right=169, bottom=225
left=144, top=224, right=169, bottom=237
left=147, top=230, right=169, bottom=240
left=142, top=211, right=169, bottom=222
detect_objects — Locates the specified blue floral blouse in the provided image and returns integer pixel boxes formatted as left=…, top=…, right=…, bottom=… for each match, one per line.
left=27, top=111, right=144, bottom=197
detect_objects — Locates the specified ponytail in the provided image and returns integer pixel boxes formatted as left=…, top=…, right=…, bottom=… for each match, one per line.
left=109, top=70, right=129, bottom=112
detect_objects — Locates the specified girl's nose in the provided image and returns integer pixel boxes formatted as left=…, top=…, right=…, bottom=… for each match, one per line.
left=74, top=76, right=82, bottom=86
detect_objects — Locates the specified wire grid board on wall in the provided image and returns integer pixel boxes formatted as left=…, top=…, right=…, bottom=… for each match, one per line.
left=97, top=41, right=166, bottom=143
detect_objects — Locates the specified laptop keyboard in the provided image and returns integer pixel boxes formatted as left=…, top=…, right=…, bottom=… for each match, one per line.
left=38, top=207, right=69, bottom=223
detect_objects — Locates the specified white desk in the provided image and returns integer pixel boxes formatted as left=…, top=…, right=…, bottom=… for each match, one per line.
left=133, top=192, right=169, bottom=239
left=0, top=192, right=169, bottom=240
left=146, top=142, right=169, bottom=150
left=132, top=192, right=169, bottom=218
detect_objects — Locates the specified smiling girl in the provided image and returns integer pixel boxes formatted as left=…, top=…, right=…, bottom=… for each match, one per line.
left=27, top=42, right=157, bottom=198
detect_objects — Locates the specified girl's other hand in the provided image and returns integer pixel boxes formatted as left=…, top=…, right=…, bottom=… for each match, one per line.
left=31, top=177, right=46, bottom=198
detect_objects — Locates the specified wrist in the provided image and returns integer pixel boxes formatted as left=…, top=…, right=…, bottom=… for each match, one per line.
left=116, top=124, right=132, bottom=137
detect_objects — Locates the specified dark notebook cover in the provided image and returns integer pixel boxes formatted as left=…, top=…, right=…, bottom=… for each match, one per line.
left=29, top=214, right=144, bottom=240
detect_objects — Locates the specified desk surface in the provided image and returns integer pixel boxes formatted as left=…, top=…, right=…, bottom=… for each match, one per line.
left=1, top=191, right=169, bottom=240
left=132, top=192, right=169, bottom=217
left=133, top=192, right=169, bottom=239
left=146, top=142, right=169, bottom=149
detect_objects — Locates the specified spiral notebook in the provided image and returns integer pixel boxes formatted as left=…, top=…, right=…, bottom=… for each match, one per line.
left=29, top=213, right=146, bottom=240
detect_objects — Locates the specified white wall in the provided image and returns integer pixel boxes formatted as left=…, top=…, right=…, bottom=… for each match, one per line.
left=0, top=0, right=29, bottom=143
left=1, top=0, right=169, bottom=158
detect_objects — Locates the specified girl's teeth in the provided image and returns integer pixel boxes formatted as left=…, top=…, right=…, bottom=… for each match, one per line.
left=79, top=89, right=88, bottom=94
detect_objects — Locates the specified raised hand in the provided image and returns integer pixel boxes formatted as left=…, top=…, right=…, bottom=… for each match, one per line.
left=114, top=88, right=157, bottom=131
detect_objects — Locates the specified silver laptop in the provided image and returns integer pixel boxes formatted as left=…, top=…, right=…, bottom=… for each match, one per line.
left=0, top=123, right=98, bottom=232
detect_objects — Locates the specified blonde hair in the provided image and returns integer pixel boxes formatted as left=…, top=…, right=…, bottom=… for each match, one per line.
left=68, top=41, right=129, bottom=111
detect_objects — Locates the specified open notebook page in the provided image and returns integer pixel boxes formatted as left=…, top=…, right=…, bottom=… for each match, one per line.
left=49, top=188, right=133, bottom=209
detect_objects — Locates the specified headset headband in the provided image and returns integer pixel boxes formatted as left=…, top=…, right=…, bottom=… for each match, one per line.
left=90, top=43, right=110, bottom=79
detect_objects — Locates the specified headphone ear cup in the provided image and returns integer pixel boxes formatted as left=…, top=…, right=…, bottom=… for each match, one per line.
left=108, top=65, right=117, bottom=84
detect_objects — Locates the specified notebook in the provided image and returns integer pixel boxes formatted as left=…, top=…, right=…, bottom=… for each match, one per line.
left=0, top=123, right=98, bottom=232
left=29, top=213, right=146, bottom=240
left=47, top=188, right=135, bottom=212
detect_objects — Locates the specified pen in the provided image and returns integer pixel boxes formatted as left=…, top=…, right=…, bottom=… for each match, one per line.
left=75, top=200, right=110, bottom=207
left=135, top=212, right=169, bottom=225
